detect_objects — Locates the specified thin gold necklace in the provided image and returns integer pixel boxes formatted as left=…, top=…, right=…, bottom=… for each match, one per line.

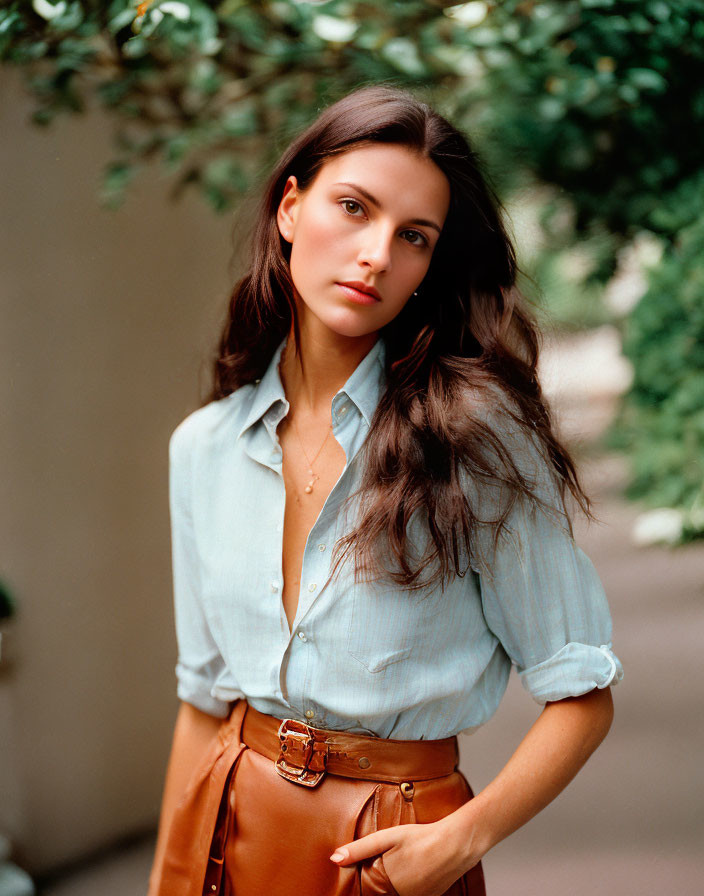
left=278, top=348, right=333, bottom=494
left=291, top=415, right=333, bottom=494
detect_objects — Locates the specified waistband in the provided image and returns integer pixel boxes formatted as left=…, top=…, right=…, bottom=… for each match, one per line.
left=239, top=702, right=459, bottom=788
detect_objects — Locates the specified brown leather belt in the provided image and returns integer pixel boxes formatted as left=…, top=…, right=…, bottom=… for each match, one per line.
left=240, top=703, right=459, bottom=788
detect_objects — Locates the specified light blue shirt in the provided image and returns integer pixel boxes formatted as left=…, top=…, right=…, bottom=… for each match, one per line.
left=168, top=334, right=623, bottom=739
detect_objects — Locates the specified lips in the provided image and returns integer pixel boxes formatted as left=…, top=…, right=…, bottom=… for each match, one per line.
left=337, top=281, right=382, bottom=301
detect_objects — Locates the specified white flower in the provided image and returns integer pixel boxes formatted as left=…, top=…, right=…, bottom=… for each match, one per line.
left=312, top=15, right=358, bottom=43
left=444, top=2, right=488, bottom=27
left=632, top=508, right=685, bottom=546
left=202, top=37, right=223, bottom=55
left=32, top=0, right=67, bottom=20
left=159, top=2, right=191, bottom=22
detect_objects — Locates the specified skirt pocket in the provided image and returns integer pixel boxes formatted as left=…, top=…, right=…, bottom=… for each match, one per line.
left=362, top=773, right=486, bottom=896
left=356, top=783, right=406, bottom=896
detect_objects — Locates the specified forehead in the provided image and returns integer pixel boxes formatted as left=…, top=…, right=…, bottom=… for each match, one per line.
left=313, top=143, right=450, bottom=220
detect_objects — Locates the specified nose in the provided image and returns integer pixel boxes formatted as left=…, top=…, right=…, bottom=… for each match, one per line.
left=357, top=223, right=393, bottom=272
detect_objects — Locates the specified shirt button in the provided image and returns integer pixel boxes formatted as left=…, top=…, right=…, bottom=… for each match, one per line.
left=338, top=405, right=349, bottom=417
left=305, top=709, right=315, bottom=719
left=270, top=582, right=279, bottom=592
left=308, top=583, right=317, bottom=592
left=297, top=631, right=307, bottom=641
left=318, top=543, right=326, bottom=552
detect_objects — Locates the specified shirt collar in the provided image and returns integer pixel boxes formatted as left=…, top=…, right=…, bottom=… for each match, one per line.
left=236, top=334, right=387, bottom=440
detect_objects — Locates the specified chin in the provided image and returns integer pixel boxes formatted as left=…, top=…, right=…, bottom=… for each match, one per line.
left=331, top=322, right=381, bottom=341
left=314, top=309, right=381, bottom=340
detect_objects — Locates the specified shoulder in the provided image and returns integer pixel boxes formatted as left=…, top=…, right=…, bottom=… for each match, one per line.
left=169, top=385, right=256, bottom=467
left=458, top=380, right=565, bottom=517
left=459, top=380, right=544, bottom=470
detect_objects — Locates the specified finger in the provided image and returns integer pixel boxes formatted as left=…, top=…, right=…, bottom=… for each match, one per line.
left=330, top=829, right=399, bottom=865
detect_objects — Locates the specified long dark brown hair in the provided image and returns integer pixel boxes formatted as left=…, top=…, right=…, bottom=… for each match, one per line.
left=203, top=84, right=594, bottom=592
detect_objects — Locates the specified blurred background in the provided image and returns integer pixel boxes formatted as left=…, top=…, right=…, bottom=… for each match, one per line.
left=1, top=2, right=702, bottom=894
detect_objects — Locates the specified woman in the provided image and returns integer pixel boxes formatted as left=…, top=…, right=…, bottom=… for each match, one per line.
left=148, top=85, right=623, bottom=896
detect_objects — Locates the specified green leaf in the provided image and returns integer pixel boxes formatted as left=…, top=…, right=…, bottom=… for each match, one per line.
left=100, top=159, right=137, bottom=209
left=220, top=102, right=259, bottom=137
left=380, top=37, right=427, bottom=76
left=626, top=67, right=668, bottom=93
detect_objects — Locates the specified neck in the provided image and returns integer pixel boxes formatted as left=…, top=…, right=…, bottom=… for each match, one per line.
left=278, top=320, right=379, bottom=419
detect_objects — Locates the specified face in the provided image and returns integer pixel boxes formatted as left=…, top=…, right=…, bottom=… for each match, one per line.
left=276, top=143, right=451, bottom=340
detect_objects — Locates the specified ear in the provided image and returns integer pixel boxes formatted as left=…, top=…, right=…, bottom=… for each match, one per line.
left=277, top=176, right=300, bottom=243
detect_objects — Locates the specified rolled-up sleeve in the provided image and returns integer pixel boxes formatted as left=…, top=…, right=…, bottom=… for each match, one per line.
left=470, top=417, right=624, bottom=705
left=169, top=419, right=238, bottom=718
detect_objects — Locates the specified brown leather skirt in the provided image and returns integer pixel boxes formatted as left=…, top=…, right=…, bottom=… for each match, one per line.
left=155, top=699, right=487, bottom=896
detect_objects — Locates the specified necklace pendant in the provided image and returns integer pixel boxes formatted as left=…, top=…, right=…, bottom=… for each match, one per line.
left=304, top=472, right=319, bottom=495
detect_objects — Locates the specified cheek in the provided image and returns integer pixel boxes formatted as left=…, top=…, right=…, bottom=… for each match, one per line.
left=293, top=203, right=345, bottom=270
left=288, top=207, right=346, bottom=301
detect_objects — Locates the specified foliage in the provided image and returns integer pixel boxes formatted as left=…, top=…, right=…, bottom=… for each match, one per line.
left=3, top=2, right=702, bottom=231
left=0, top=0, right=472, bottom=211
left=452, top=1, right=704, bottom=246
left=446, top=0, right=704, bottom=533
left=607, top=203, right=704, bottom=539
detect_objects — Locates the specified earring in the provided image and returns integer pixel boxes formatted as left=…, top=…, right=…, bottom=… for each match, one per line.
left=413, top=290, right=419, bottom=297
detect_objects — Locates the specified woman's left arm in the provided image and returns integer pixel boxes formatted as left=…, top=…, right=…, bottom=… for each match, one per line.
left=332, top=417, right=622, bottom=894
left=442, top=685, right=614, bottom=872
left=330, top=685, right=615, bottom=896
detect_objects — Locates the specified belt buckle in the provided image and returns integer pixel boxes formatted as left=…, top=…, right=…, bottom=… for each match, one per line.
left=275, top=718, right=328, bottom=787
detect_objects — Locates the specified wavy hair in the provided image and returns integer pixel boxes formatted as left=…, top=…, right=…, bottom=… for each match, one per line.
left=203, top=84, right=594, bottom=592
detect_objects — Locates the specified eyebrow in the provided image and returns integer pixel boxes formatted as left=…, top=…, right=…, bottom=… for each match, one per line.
left=332, top=182, right=443, bottom=234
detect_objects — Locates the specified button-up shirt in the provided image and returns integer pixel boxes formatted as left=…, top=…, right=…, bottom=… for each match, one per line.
left=168, top=334, right=623, bottom=739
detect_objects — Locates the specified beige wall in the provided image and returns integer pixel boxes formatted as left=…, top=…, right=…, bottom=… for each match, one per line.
left=0, top=69, right=241, bottom=873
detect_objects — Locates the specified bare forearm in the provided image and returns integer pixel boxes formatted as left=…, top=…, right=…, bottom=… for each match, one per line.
left=441, top=687, right=615, bottom=874
left=147, top=700, right=224, bottom=896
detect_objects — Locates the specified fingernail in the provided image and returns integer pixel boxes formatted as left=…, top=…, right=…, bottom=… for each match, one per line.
left=330, top=850, right=347, bottom=862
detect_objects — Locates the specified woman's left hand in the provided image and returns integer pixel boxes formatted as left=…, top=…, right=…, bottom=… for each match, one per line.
left=329, top=818, right=476, bottom=896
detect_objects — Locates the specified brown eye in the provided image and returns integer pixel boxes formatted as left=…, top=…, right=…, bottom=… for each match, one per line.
left=402, top=230, right=429, bottom=248
left=341, top=199, right=363, bottom=215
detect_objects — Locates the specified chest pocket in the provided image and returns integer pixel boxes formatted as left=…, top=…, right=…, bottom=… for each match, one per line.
left=342, top=502, right=448, bottom=673
left=346, top=577, right=442, bottom=674
left=348, top=639, right=414, bottom=674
